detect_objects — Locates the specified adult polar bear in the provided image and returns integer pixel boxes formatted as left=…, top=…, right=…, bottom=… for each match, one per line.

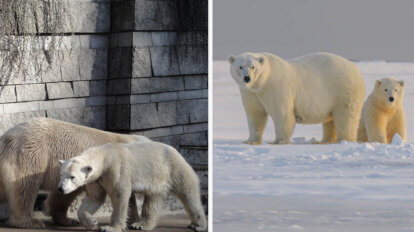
left=0, top=117, right=150, bottom=229
left=229, top=52, right=366, bottom=144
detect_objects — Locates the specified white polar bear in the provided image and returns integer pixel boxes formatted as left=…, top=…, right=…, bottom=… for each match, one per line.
left=358, top=77, right=406, bottom=143
left=58, top=142, right=207, bottom=232
left=228, top=52, right=366, bottom=144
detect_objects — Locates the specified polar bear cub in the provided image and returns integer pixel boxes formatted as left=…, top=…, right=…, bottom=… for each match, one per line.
left=229, top=52, right=366, bottom=144
left=358, top=77, right=406, bottom=143
left=58, top=142, right=207, bottom=232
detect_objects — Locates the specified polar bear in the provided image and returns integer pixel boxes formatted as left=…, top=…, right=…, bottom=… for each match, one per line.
left=228, top=52, right=366, bottom=144
left=58, top=142, right=207, bottom=232
left=0, top=117, right=150, bottom=229
left=358, top=77, right=406, bottom=143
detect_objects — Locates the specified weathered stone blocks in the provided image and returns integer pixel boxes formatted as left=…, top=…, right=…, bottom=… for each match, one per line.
left=16, top=84, right=46, bottom=102
left=46, top=82, right=74, bottom=99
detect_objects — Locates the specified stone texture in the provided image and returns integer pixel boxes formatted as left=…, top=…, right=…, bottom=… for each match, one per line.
left=73, top=80, right=107, bottom=97
left=133, top=32, right=152, bottom=47
left=180, top=132, right=208, bottom=146
left=80, top=50, right=108, bottom=80
left=0, top=86, right=16, bottom=103
left=107, top=79, right=131, bottom=95
left=184, top=75, right=208, bottom=90
left=60, top=51, right=80, bottom=81
left=150, top=47, right=180, bottom=76
left=109, top=48, right=132, bottom=78
left=183, top=123, right=208, bottom=133
left=150, top=92, right=178, bottom=102
left=177, top=46, right=208, bottom=75
left=132, top=47, right=152, bottom=78
left=177, top=99, right=208, bottom=123
left=107, top=105, right=130, bottom=130
left=47, top=82, right=74, bottom=99
left=131, top=77, right=184, bottom=94
left=0, top=111, right=46, bottom=135
left=16, top=84, right=46, bottom=102
left=180, top=147, right=208, bottom=165
left=3, top=101, right=39, bottom=113
left=152, top=32, right=179, bottom=46
left=53, top=98, right=86, bottom=109
left=142, top=127, right=172, bottom=138
left=47, top=106, right=106, bottom=129
left=178, top=90, right=204, bottom=100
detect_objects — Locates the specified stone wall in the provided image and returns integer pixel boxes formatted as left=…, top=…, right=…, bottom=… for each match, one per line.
left=0, top=0, right=208, bottom=217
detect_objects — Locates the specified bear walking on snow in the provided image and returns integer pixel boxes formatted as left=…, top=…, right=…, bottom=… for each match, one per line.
left=228, top=52, right=366, bottom=144
left=358, top=77, right=406, bottom=143
left=58, top=142, right=207, bottom=232
left=0, top=118, right=150, bottom=229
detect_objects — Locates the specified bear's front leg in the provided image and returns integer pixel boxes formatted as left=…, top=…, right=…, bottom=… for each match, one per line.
left=100, top=189, right=131, bottom=232
left=78, top=184, right=106, bottom=230
left=270, top=109, right=295, bottom=145
left=240, top=89, right=268, bottom=145
left=366, top=116, right=387, bottom=143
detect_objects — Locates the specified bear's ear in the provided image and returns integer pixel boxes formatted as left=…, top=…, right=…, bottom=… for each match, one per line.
left=83, top=166, right=93, bottom=178
left=58, top=160, right=65, bottom=165
left=376, top=80, right=381, bottom=87
left=228, top=55, right=235, bottom=64
left=399, top=80, right=405, bottom=87
left=258, top=57, right=265, bottom=65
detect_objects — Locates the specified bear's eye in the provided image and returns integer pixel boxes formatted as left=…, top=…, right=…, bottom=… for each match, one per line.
left=395, top=89, right=397, bottom=92
left=239, top=66, right=243, bottom=70
left=251, top=66, right=255, bottom=70
left=385, top=89, right=387, bottom=92
left=70, top=176, right=75, bottom=180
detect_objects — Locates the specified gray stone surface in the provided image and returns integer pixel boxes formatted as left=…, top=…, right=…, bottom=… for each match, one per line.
left=109, top=48, right=132, bottom=78
left=150, top=47, right=180, bottom=76
left=132, top=47, right=152, bottom=78
left=106, top=105, right=130, bottom=130
left=80, top=50, right=108, bottom=80
left=180, top=132, right=208, bottom=146
left=73, top=80, right=107, bottom=97
left=178, top=90, right=204, bottom=100
left=177, top=99, right=208, bottom=123
left=0, top=86, right=16, bottom=103
left=107, top=79, right=130, bottom=95
left=47, top=106, right=106, bottom=129
left=46, top=82, right=74, bottom=99
left=184, top=75, right=208, bottom=90
left=177, top=46, right=208, bottom=75
left=0, top=111, right=46, bottom=135
left=3, top=101, right=40, bottom=113
left=16, top=84, right=46, bottom=102
left=180, top=147, right=208, bottom=165
left=131, top=77, right=184, bottom=94
left=150, top=92, right=178, bottom=102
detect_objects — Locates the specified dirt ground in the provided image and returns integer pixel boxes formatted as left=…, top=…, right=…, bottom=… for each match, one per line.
left=0, top=214, right=196, bottom=232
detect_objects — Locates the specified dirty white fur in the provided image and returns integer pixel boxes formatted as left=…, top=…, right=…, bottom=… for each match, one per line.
left=229, top=52, right=366, bottom=144
left=59, top=142, right=207, bottom=232
left=0, top=117, right=149, bottom=229
left=358, top=77, right=406, bottom=143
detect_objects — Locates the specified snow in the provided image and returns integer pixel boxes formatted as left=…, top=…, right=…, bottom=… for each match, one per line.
left=213, top=61, right=414, bottom=232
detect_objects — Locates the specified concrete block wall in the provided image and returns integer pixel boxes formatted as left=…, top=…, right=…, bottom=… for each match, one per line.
left=0, top=0, right=208, bottom=217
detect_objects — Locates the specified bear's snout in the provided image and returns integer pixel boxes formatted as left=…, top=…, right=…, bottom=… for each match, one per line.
left=244, top=76, right=250, bottom=83
left=57, top=186, right=63, bottom=193
left=389, top=97, right=394, bottom=102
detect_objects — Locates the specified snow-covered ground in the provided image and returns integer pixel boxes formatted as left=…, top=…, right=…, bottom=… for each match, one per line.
left=213, top=60, right=414, bottom=232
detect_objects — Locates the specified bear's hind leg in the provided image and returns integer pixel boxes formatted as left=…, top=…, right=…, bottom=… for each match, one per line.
left=333, top=107, right=360, bottom=142
left=47, top=189, right=82, bottom=226
left=7, top=174, right=45, bottom=229
left=130, top=194, right=164, bottom=231
left=176, top=191, right=207, bottom=231
left=322, top=120, right=337, bottom=143
left=127, top=193, right=141, bottom=226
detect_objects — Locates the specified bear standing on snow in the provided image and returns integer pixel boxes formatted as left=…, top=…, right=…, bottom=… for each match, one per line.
left=228, top=52, right=366, bottom=144
left=358, top=77, right=406, bottom=143
left=58, top=142, right=207, bottom=232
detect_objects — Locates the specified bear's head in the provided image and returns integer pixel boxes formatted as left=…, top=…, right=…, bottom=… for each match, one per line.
left=228, top=53, right=268, bottom=92
left=58, top=157, right=94, bottom=194
left=374, top=77, right=405, bottom=108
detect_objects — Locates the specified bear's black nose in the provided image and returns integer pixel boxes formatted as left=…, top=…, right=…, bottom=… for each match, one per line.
left=244, top=76, right=250, bottom=83
left=389, top=97, right=394, bottom=102
left=57, top=187, right=63, bottom=193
